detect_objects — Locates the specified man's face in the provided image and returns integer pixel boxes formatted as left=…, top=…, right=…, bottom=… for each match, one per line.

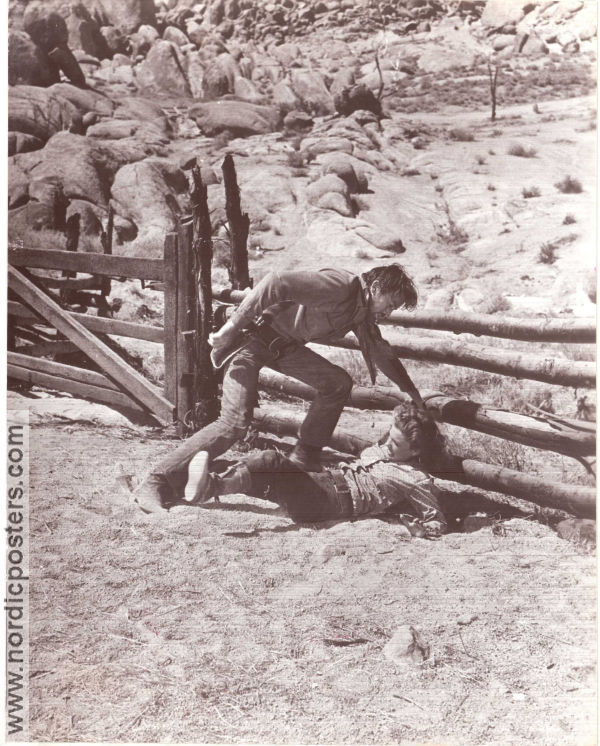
left=370, top=284, right=403, bottom=320
left=383, top=421, right=419, bottom=462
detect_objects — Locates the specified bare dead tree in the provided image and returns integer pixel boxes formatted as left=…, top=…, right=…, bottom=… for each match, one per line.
left=488, top=61, right=500, bottom=122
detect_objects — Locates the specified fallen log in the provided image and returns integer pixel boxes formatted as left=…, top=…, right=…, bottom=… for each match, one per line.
left=384, top=310, right=595, bottom=344
left=252, top=409, right=596, bottom=519
left=328, top=336, right=594, bottom=388
left=258, top=369, right=595, bottom=458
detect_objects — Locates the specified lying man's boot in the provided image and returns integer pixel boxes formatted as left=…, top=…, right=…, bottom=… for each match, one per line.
left=133, top=473, right=170, bottom=514
left=184, top=451, right=211, bottom=503
left=288, top=443, right=323, bottom=472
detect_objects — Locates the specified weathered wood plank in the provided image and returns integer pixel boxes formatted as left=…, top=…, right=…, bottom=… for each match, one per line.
left=7, top=364, right=148, bottom=416
left=8, top=266, right=173, bottom=423
left=385, top=310, right=596, bottom=343
left=327, top=336, right=595, bottom=388
left=163, top=233, right=179, bottom=406
left=9, top=248, right=164, bottom=281
left=176, top=220, right=194, bottom=428
left=8, top=300, right=164, bottom=343
left=8, top=351, right=122, bottom=391
left=221, top=154, right=251, bottom=289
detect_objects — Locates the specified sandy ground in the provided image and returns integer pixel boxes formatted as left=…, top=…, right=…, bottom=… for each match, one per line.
left=21, top=414, right=595, bottom=745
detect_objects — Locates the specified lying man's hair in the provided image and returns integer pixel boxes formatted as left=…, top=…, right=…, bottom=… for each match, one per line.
left=392, top=402, right=448, bottom=472
left=361, top=265, right=418, bottom=309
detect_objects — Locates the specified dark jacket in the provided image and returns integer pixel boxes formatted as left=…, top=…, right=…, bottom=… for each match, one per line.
left=228, top=268, right=407, bottom=386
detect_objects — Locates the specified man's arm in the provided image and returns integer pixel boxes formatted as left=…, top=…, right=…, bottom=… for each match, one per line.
left=356, top=321, right=427, bottom=410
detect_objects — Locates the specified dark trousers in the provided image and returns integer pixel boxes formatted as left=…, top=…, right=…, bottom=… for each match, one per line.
left=153, top=338, right=353, bottom=497
left=214, top=450, right=353, bottom=523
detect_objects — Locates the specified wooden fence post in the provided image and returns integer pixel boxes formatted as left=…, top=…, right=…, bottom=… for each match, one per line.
left=190, top=165, right=219, bottom=428
left=100, top=205, right=114, bottom=309
left=176, top=218, right=196, bottom=433
left=221, top=153, right=251, bottom=289
left=163, top=232, right=178, bottom=413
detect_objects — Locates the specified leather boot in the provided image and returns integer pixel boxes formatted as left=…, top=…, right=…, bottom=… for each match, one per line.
left=133, top=473, right=170, bottom=514
left=288, top=443, right=323, bottom=472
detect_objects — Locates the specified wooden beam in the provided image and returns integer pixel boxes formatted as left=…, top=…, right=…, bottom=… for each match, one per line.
left=221, top=154, right=251, bottom=289
left=163, top=233, right=179, bottom=406
left=8, top=300, right=164, bottom=343
left=15, top=341, right=79, bottom=358
left=385, top=310, right=596, bottom=343
left=191, top=165, right=219, bottom=426
left=328, top=336, right=595, bottom=388
left=9, top=248, right=164, bottom=281
left=253, top=409, right=596, bottom=518
left=176, top=220, right=194, bottom=429
left=8, top=364, right=149, bottom=417
left=8, top=351, right=122, bottom=391
left=257, top=370, right=596, bottom=458
left=30, top=272, right=104, bottom=291
left=209, top=291, right=595, bottom=344
left=8, top=266, right=173, bottom=423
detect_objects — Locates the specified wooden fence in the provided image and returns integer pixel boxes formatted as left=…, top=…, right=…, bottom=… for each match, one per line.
left=6, top=156, right=596, bottom=518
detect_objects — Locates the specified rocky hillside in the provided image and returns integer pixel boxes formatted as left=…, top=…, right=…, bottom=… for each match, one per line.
left=8, top=0, right=597, bottom=316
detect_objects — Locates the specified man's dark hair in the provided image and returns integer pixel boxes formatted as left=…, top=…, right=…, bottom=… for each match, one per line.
left=392, top=403, right=445, bottom=471
left=361, top=265, right=417, bottom=309
left=392, top=403, right=464, bottom=477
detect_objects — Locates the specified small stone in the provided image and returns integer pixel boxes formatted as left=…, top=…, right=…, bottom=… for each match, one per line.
left=383, top=625, right=429, bottom=666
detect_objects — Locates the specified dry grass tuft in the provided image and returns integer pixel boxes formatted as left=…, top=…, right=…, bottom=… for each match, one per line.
left=449, top=128, right=475, bottom=142
left=555, top=175, right=583, bottom=194
left=508, top=143, right=537, bottom=158
left=522, top=186, right=541, bottom=199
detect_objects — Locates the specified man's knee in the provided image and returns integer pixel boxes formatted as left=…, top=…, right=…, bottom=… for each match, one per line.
left=324, top=368, right=353, bottom=399
left=245, top=449, right=287, bottom=473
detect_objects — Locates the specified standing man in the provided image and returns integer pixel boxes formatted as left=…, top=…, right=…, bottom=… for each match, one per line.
left=135, top=264, right=423, bottom=513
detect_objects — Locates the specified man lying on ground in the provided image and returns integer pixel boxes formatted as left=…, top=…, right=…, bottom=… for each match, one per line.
left=179, top=402, right=459, bottom=538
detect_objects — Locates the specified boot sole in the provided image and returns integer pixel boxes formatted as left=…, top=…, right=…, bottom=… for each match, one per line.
left=184, top=451, right=210, bottom=503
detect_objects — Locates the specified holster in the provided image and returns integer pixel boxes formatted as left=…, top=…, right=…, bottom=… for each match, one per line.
left=247, top=316, right=298, bottom=359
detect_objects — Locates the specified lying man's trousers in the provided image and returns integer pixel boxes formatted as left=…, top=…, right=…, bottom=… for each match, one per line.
left=210, top=450, right=354, bottom=523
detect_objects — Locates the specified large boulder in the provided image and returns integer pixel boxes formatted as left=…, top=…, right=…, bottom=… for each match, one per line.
left=136, top=40, right=192, bottom=96
left=27, top=132, right=113, bottom=206
left=290, top=69, right=336, bottom=115
left=93, top=0, right=157, bottom=34
left=333, top=83, right=382, bottom=117
left=202, top=53, right=240, bottom=98
left=8, top=85, right=78, bottom=141
left=110, top=157, right=188, bottom=240
left=8, top=31, right=58, bottom=87
left=189, top=101, right=280, bottom=136
left=481, top=0, right=534, bottom=27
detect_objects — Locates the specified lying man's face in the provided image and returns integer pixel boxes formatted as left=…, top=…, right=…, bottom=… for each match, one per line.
left=382, top=419, right=420, bottom=462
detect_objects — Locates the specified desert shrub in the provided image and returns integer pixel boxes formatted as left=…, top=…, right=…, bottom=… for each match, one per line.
left=449, top=128, right=474, bottom=142
left=522, top=186, right=541, bottom=199
left=508, top=143, right=537, bottom=158
left=475, top=154, right=486, bottom=165
left=481, top=292, right=511, bottom=314
left=538, top=241, right=557, bottom=264
left=563, top=213, right=576, bottom=224
left=555, top=175, right=583, bottom=194
left=487, top=183, right=496, bottom=191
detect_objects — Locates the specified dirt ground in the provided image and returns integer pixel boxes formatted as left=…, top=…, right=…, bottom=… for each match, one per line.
left=25, top=416, right=595, bottom=745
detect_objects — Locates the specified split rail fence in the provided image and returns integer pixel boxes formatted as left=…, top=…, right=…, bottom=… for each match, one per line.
left=7, top=155, right=596, bottom=518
